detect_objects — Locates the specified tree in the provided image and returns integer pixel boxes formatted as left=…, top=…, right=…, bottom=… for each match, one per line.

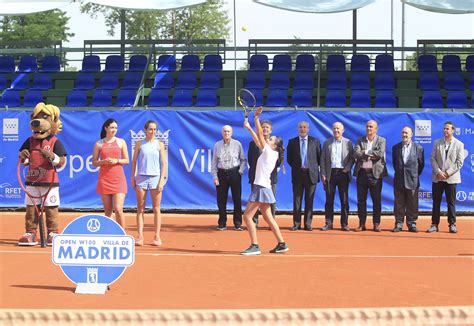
left=0, top=10, right=74, bottom=45
left=80, top=0, right=230, bottom=41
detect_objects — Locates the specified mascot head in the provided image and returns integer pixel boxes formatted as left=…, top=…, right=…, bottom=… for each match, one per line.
left=30, top=102, right=62, bottom=139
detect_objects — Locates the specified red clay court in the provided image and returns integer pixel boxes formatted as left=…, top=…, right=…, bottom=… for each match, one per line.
left=0, top=212, right=472, bottom=316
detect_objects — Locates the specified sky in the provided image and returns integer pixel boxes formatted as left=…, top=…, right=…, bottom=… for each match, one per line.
left=62, top=0, right=474, bottom=68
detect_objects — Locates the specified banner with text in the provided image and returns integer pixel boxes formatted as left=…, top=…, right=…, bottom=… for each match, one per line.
left=1, top=110, right=473, bottom=212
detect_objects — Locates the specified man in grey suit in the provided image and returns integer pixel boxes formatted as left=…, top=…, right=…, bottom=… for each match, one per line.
left=428, top=121, right=465, bottom=234
left=354, top=120, right=388, bottom=232
left=287, top=121, right=321, bottom=231
left=320, top=122, right=354, bottom=231
left=392, top=126, right=424, bottom=232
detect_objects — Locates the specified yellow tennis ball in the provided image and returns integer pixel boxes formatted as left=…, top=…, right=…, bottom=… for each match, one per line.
left=241, top=25, right=247, bottom=32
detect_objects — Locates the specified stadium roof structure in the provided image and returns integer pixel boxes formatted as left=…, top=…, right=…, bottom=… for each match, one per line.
left=252, top=0, right=473, bottom=14
left=0, top=0, right=207, bottom=15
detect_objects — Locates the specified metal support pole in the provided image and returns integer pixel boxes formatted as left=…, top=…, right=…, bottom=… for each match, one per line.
left=352, top=10, right=357, bottom=55
left=402, top=3, right=405, bottom=70
left=120, top=9, right=126, bottom=57
left=233, top=0, right=237, bottom=110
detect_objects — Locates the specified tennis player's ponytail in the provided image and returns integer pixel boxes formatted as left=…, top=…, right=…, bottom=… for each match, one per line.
left=100, top=118, right=117, bottom=139
left=274, top=136, right=286, bottom=174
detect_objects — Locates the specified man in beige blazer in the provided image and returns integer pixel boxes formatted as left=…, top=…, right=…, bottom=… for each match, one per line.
left=428, top=121, right=465, bottom=234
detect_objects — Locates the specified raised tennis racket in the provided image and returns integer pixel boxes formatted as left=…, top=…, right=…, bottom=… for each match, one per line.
left=17, top=148, right=56, bottom=248
left=237, top=88, right=256, bottom=122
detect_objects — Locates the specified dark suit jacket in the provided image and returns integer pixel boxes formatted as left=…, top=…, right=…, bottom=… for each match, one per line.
left=354, top=135, right=388, bottom=179
left=320, top=137, right=355, bottom=183
left=287, top=135, right=321, bottom=184
left=248, top=140, right=281, bottom=185
left=392, top=142, right=424, bottom=190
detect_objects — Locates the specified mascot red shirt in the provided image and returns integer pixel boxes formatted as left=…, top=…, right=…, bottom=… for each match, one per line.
left=18, top=103, right=66, bottom=246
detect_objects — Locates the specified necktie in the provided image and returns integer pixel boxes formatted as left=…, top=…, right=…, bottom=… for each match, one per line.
left=301, top=138, right=307, bottom=168
left=445, top=143, right=450, bottom=159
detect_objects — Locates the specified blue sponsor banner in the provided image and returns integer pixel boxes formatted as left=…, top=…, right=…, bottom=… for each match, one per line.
left=1, top=110, right=473, bottom=212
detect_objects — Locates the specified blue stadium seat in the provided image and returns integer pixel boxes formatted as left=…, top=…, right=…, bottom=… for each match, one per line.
left=375, top=54, right=394, bottom=72
left=374, top=71, right=395, bottom=90
left=98, top=73, right=119, bottom=90
left=247, top=88, right=264, bottom=107
left=326, top=72, right=346, bottom=90
left=92, top=90, right=113, bottom=107
left=325, top=90, right=346, bottom=108
left=195, top=88, right=218, bottom=107
left=269, top=72, right=290, bottom=89
left=266, top=88, right=288, bottom=107
left=291, top=89, right=313, bottom=107
left=66, top=90, right=88, bottom=107
left=0, top=74, right=7, bottom=90
left=22, top=90, right=44, bottom=107
left=442, top=55, right=461, bottom=72
left=470, top=76, right=474, bottom=91
left=31, top=73, right=53, bottom=90
left=18, top=55, right=38, bottom=73
left=295, top=54, right=315, bottom=71
left=249, top=55, right=269, bottom=71
left=471, top=96, right=474, bottom=108
left=350, top=72, right=370, bottom=90
left=293, top=72, right=314, bottom=89
left=122, top=72, right=142, bottom=90
left=244, top=71, right=266, bottom=89
left=153, top=72, right=174, bottom=89
left=203, top=54, right=223, bottom=71
left=157, top=55, right=176, bottom=71
left=40, top=55, right=60, bottom=72
left=172, top=88, right=193, bottom=107
left=115, top=89, right=136, bottom=107
left=326, top=55, right=346, bottom=72
left=350, top=54, right=370, bottom=72
left=128, top=55, right=147, bottom=72
left=418, top=55, right=438, bottom=72
left=447, top=91, right=468, bottom=108
left=181, top=55, right=200, bottom=71
left=104, top=55, right=124, bottom=72
left=199, top=72, right=220, bottom=89
left=0, top=56, right=15, bottom=73
left=148, top=89, right=169, bottom=107
left=419, top=72, right=440, bottom=90
left=10, top=73, right=30, bottom=90
left=375, top=90, right=396, bottom=108
left=444, top=73, right=465, bottom=91
left=422, top=90, right=443, bottom=108
left=272, top=54, right=292, bottom=71
left=466, top=55, right=474, bottom=72
left=81, top=55, right=101, bottom=72
left=176, top=71, right=197, bottom=89
left=74, top=73, right=95, bottom=90
left=350, top=89, right=371, bottom=108
left=0, top=89, right=21, bottom=107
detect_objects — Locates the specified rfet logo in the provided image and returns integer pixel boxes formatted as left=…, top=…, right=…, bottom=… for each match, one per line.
left=456, top=191, right=467, bottom=202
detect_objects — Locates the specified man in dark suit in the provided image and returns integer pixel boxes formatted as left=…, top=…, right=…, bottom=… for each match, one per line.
left=287, top=121, right=321, bottom=231
left=354, top=120, right=388, bottom=232
left=248, top=120, right=281, bottom=225
left=391, top=126, right=424, bottom=232
left=320, top=122, right=354, bottom=231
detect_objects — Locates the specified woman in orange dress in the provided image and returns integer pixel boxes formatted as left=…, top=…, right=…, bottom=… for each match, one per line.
left=92, top=118, right=129, bottom=228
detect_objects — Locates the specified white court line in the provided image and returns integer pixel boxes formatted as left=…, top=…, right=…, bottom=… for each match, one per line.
left=0, top=250, right=472, bottom=259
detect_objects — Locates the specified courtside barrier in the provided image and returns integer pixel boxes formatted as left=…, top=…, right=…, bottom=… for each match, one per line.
left=1, top=306, right=473, bottom=325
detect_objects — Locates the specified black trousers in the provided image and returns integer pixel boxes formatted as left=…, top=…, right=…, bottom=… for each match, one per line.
left=356, top=169, right=383, bottom=225
left=252, top=183, right=277, bottom=223
left=216, top=167, right=242, bottom=228
left=394, top=187, right=418, bottom=227
left=324, top=169, right=350, bottom=227
left=431, top=181, right=457, bottom=225
left=292, top=169, right=316, bottom=228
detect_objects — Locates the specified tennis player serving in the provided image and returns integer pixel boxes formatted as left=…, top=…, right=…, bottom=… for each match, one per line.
left=241, top=107, right=288, bottom=255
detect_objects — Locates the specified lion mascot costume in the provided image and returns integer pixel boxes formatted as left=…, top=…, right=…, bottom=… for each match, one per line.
left=18, top=103, right=67, bottom=246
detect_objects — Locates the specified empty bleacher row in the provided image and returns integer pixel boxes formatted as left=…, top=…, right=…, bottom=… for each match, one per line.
left=0, top=53, right=473, bottom=108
